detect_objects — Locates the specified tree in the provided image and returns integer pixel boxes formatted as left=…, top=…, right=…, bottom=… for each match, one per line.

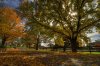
left=21, top=34, right=36, bottom=48
left=25, top=20, right=55, bottom=50
left=19, top=0, right=100, bottom=52
left=19, top=1, right=56, bottom=50
left=0, top=7, right=24, bottom=48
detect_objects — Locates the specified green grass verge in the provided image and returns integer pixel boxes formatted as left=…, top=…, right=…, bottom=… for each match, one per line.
left=78, top=52, right=100, bottom=54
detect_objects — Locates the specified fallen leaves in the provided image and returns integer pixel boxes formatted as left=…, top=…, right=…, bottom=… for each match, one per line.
left=0, top=51, right=99, bottom=66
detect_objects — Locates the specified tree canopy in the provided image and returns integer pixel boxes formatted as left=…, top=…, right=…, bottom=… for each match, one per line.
left=0, top=7, right=25, bottom=47
left=19, top=0, right=100, bottom=52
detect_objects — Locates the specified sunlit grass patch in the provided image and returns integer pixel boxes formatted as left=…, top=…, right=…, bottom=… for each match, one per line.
left=78, top=52, right=100, bottom=54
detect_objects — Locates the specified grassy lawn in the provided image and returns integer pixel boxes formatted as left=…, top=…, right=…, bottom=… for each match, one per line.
left=79, top=52, right=100, bottom=54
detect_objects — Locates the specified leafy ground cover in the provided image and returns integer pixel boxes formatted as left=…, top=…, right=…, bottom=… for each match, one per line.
left=0, top=49, right=100, bottom=66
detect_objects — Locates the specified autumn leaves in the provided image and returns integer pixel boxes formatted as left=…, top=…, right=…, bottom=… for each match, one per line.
left=0, top=7, right=24, bottom=47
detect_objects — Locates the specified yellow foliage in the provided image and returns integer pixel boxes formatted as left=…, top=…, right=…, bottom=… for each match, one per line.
left=55, top=37, right=64, bottom=46
left=0, top=7, right=25, bottom=41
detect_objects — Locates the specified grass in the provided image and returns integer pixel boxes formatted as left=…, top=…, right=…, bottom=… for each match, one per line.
left=5, top=48, right=100, bottom=55
left=78, top=52, right=100, bottom=54
left=6, top=48, right=100, bottom=55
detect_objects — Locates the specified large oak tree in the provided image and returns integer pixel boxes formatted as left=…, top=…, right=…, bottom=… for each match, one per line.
left=19, top=0, right=100, bottom=52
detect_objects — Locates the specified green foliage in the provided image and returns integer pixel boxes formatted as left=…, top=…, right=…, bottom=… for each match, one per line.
left=55, top=36, right=64, bottom=46
left=19, top=0, right=100, bottom=52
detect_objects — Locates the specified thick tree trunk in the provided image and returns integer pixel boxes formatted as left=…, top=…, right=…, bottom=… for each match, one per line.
left=70, top=38, right=78, bottom=52
left=1, top=37, right=6, bottom=48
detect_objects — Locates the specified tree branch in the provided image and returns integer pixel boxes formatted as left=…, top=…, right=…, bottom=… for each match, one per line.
left=32, top=17, right=70, bottom=39
left=79, top=19, right=100, bottom=33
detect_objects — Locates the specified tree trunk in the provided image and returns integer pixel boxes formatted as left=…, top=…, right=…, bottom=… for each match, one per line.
left=70, top=38, right=78, bottom=52
left=36, top=36, right=39, bottom=50
left=1, top=37, right=6, bottom=48
left=63, top=38, right=70, bottom=52
left=63, top=38, right=67, bottom=52
left=63, top=41, right=68, bottom=52
left=63, top=45, right=66, bottom=52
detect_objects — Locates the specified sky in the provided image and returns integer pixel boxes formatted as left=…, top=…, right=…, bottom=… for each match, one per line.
left=87, top=27, right=100, bottom=42
left=88, top=32, right=100, bottom=42
left=0, top=0, right=35, bottom=8
left=0, top=0, right=21, bottom=8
